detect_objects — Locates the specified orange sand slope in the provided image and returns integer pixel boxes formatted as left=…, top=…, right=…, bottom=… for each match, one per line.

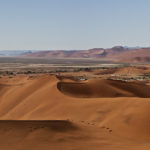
left=0, top=75, right=150, bottom=150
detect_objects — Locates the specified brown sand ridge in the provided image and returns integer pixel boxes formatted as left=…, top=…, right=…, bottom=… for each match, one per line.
left=0, top=75, right=150, bottom=150
left=58, top=79, right=150, bottom=98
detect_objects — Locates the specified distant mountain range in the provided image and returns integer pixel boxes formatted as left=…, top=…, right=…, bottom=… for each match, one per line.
left=20, top=46, right=150, bottom=63
left=0, top=50, right=39, bottom=57
left=1, top=46, right=150, bottom=63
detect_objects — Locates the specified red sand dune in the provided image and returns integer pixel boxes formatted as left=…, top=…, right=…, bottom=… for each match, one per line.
left=0, top=75, right=150, bottom=150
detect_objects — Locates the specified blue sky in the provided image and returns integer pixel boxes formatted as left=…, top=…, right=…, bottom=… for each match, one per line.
left=0, top=0, right=150, bottom=50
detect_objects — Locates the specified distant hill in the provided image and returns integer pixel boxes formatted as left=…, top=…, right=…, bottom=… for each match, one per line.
left=20, top=46, right=128, bottom=59
left=0, top=50, right=39, bottom=57
left=20, top=46, right=150, bottom=63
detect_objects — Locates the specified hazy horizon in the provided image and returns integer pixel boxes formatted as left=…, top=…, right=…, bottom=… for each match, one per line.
left=0, top=0, right=150, bottom=50
left=0, top=45, right=148, bottom=51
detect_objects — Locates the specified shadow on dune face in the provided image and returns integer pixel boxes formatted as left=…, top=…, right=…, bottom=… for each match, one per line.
left=0, top=120, right=78, bottom=132
left=57, top=79, right=150, bottom=98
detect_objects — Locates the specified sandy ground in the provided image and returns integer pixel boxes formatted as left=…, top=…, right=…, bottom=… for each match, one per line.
left=0, top=74, right=150, bottom=150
